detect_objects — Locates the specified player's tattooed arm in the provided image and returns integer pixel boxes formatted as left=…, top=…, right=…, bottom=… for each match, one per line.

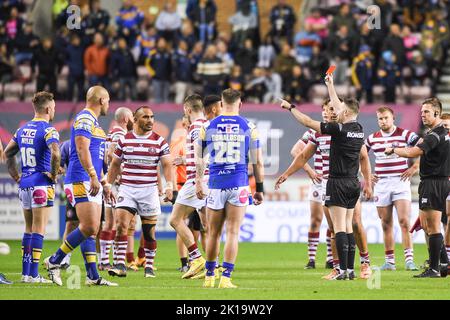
left=46, top=142, right=61, bottom=182
left=4, top=140, right=20, bottom=183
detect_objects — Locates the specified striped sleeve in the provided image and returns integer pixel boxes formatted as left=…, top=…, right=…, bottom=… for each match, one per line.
left=364, top=135, right=372, bottom=150
left=405, top=130, right=420, bottom=147
left=44, top=126, right=60, bottom=146
left=249, top=122, right=260, bottom=150
left=114, top=137, right=124, bottom=158
left=73, top=114, right=95, bottom=139
left=159, top=138, right=170, bottom=157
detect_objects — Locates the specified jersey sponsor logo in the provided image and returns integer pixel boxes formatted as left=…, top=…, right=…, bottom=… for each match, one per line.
left=32, top=189, right=47, bottom=205
left=22, top=128, right=37, bottom=138
left=148, top=147, right=157, bottom=154
left=239, top=188, right=249, bottom=204
left=217, top=124, right=240, bottom=134
left=346, top=132, right=364, bottom=138
left=124, top=146, right=134, bottom=153
left=218, top=170, right=232, bottom=175
left=221, top=187, right=239, bottom=192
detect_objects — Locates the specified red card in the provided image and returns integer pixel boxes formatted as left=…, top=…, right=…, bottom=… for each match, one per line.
left=326, top=65, right=336, bottom=75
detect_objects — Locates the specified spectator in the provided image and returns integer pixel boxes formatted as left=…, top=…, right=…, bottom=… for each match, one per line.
left=52, top=0, right=69, bottom=20
left=327, top=25, right=358, bottom=84
left=420, top=33, right=442, bottom=75
left=134, top=24, right=158, bottom=65
left=234, top=38, right=257, bottom=77
left=304, top=8, right=328, bottom=41
left=178, top=20, right=197, bottom=52
left=257, top=33, right=276, bottom=68
left=155, top=1, right=182, bottom=44
left=229, top=1, right=258, bottom=52
left=294, top=22, right=321, bottom=65
left=0, top=43, right=14, bottom=88
left=328, top=3, right=357, bottom=35
left=111, top=37, right=137, bottom=101
left=262, top=68, right=282, bottom=103
left=402, top=25, right=420, bottom=63
left=84, top=32, right=110, bottom=88
left=90, top=0, right=110, bottom=34
left=189, top=41, right=204, bottom=84
left=13, top=22, right=39, bottom=65
left=116, top=0, right=144, bottom=48
left=351, top=45, right=374, bottom=104
left=245, top=67, right=267, bottom=103
left=172, top=40, right=194, bottom=104
left=274, top=42, right=297, bottom=90
left=187, top=0, right=217, bottom=44
left=378, top=50, right=401, bottom=103
left=358, top=23, right=376, bottom=52
left=382, top=24, right=406, bottom=67
left=285, top=64, right=310, bottom=103
left=269, top=0, right=296, bottom=46
left=77, top=4, right=96, bottom=48
left=307, top=44, right=328, bottom=84
left=196, top=44, right=225, bottom=95
left=31, top=38, right=62, bottom=94
left=216, top=40, right=234, bottom=75
left=228, top=65, right=244, bottom=92
left=65, top=34, right=85, bottom=102
left=146, top=37, right=172, bottom=103
left=407, top=50, right=429, bottom=86
left=5, top=7, right=23, bottom=41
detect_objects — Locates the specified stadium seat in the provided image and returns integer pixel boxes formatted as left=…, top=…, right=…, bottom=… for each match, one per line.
left=137, top=79, right=149, bottom=99
left=18, top=65, right=32, bottom=82
left=410, top=86, right=431, bottom=101
left=23, top=82, right=37, bottom=101
left=60, top=66, right=69, bottom=80
left=3, top=82, right=23, bottom=101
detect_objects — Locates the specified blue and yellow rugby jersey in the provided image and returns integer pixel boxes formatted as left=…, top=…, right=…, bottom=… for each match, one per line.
left=199, top=113, right=260, bottom=189
left=13, top=118, right=60, bottom=188
left=65, top=108, right=106, bottom=183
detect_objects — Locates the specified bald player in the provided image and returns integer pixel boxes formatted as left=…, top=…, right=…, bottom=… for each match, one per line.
left=45, top=86, right=118, bottom=287
left=99, top=107, right=134, bottom=271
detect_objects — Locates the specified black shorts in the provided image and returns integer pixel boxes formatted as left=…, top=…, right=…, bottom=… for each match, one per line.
left=65, top=202, right=78, bottom=222
left=101, top=201, right=105, bottom=222
left=325, top=177, right=360, bottom=209
left=418, top=179, right=449, bottom=214
left=188, top=211, right=203, bottom=232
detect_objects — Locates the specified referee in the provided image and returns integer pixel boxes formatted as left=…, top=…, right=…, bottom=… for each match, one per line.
left=279, top=73, right=371, bottom=280
left=385, top=98, right=450, bottom=278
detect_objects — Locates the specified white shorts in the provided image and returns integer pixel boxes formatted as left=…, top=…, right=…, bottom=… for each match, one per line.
left=206, top=186, right=251, bottom=210
left=116, top=184, right=161, bottom=217
left=447, top=193, right=450, bottom=201
left=19, top=185, right=55, bottom=210
left=176, top=178, right=209, bottom=210
left=64, top=181, right=103, bottom=207
left=321, top=179, right=328, bottom=205
left=374, top=176, right=411, bottom=207
left=308, top=182, right=323, bottom=203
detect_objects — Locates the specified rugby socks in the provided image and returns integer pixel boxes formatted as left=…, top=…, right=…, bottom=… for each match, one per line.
left=347, top=233, right=356, bottom=272
left=205, top=261, right=216, bottom=277
left=222, top=262, right=234, bottom=278
left=111, top=230, right=117, bottom=264
left=22, top=233, right=32, bottom=277
left=307, top=232, right=320, bottom=262
left=326, top=229, right=333, bottom=263
left=30, top=233, right=44, bottom=278
left=99, top=230, right=113, bottom=266
left=138, top=246, right=146, bottom=259
left=359, top=251, right=370, bottom=265
left=428, top=233, right=443, bottom=272
left=126, top=252, right=135, bottom=264
left=114, top=235, right=128, bottom=266
left=80, top=237, right=99, bottom=280
left=440, top=241, right=448, bottom=265
left=50, top=228, right=85, bottom=265
left=385, top=250, right=395, bottom=266
left=144, top=240, right=157, bottom=270
left=188, top=243, right=202, bottom=260
left=335, top=232, right=348, bottom=273
left=404, top=248, right=414, bottom=263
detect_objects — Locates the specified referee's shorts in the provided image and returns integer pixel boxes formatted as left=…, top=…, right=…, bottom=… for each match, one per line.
left=324, top=177, right=360, bottom=210
left=419, top=178, right=450, bottom=215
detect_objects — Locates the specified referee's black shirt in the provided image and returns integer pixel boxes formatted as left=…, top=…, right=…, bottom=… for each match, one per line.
left=417, top=124, right=450, bottom=179
left=320, top=121, right=364, bottom=178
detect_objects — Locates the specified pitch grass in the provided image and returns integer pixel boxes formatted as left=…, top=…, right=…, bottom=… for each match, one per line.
left=0, top=240, right=448, bottom=300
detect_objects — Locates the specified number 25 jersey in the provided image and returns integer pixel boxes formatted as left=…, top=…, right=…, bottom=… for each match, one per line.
left=199, top=114, right=260, bottom=189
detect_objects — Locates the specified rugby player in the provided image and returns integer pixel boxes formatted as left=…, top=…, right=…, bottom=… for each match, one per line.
left=44, top=86, right=117, bottom=287
left=197, top=89, right=264, bottom=288
left=366, top=106, right=420, bottom=271
left=106, top=106, right=173, bottom=278
left=4, top=92, right=60, bottom=284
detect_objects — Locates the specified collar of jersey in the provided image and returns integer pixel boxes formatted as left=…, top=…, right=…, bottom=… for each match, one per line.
left=32, top=117, right=48, bottom=123
left=133, top=130, right=153, bottom=138
left=84, top=108, right=98, bottom=119
left=380, top=126, right=397, bottom=137
left=222, top=112, right=239, bottom=116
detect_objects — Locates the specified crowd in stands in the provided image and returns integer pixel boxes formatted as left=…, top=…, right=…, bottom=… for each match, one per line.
left=0, top=0, right=449, bottom=104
